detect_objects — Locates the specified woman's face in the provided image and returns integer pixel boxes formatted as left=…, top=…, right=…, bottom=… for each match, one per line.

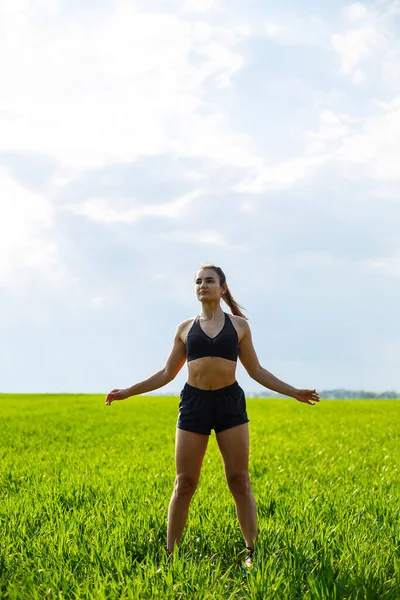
left=195, top=269, right=225, bottom=301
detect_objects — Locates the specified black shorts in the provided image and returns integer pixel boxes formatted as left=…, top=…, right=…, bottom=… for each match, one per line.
left=177, top=381, right=249, bottom=436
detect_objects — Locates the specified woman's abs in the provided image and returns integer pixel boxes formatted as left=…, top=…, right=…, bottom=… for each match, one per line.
left=186, top=356, right=237, bottom=390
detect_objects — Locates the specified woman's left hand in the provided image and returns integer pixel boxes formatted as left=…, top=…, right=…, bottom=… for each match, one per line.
left=294, top=388, right=320, bottom=405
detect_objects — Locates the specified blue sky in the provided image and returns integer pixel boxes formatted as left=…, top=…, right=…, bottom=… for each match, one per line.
left=1, top=0, right=399, bottom=395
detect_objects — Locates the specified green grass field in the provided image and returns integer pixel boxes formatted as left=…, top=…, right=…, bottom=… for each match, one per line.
left=0, top=394, right=399, bottom=599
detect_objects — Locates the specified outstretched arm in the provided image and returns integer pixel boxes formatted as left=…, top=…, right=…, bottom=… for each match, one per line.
left=105, top=323, right=187, bottom=405
left=238, top=320, right=320, bottom=405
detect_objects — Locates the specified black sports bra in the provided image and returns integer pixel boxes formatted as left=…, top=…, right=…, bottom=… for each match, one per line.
left=186, top=312, right=239, bottom=363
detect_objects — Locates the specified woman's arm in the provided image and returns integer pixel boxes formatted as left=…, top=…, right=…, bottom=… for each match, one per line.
left=106, top=322, right=187, bottom=404
left=125, top=368, right=172, bottom=398
left=238, top=319, right=320, bottom=405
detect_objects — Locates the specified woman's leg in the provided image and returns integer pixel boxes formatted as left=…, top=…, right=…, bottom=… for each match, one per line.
left=167, top=428, right=209, bottom=553
left=215, top=423, right=257, bottom=551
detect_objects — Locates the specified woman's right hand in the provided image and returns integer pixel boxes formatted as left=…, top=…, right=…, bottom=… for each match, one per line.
left=105, top=388, right=130, bottom=406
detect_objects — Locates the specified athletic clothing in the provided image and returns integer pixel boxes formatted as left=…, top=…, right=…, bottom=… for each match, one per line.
left=186, top=312, right=239, bottom=363
left=177, top=381, right=249, bottom=435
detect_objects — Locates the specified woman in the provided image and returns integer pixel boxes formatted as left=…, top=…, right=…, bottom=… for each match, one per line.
left=105, top=264, right=320, bottom=566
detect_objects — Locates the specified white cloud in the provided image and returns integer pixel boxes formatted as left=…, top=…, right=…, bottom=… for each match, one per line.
left=63, top=189, right=204, bottom=223
left=371, top=184, right=400, bottom=200
left=262, top=15, right=330, bottom=47
left=290, top=251, right=349, bottom=271
left=332, top=25, right=384, bottom=80
left=312, top=109, right=352, bottom=141
left=265, top=22, right=283, bottom=39
left=191, top=21, right=212, bottom=42
left=198, top=39, right=246, bottom=88
left=336, top=96, right=400, bottom=180
left=239, top=200, right=254, bottom=212
left=0, top=167, right=70, bottom=290
left=155, top=229, right=247, bottom=250
left=361, top=257, right=400, bottom=278
left=233, top=155, right=330, bottom=193
left=0, top=0, right=60, bottom=18
left=344, top=3, right=369, bottom=21
left=0, top=3, right=254, bottom=171
left=90, top=295, right=113, bottom=309
left=353, top=68, right=366, bottom=84
left=305, top=95, right=400, bottom=182
left=0, top=0, right=31, bottom=14
left=331, top=2, right=399, bottom=84
left=306, top=109, right=356, bottom=154
left=182, top=0, right=220, bottom=13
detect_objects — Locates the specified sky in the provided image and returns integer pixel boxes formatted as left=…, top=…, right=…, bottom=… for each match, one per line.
left=1, top=0, right=399, bottom=396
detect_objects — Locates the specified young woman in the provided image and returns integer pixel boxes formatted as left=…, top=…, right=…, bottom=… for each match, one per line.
left=105, top=264, right=320, bottom=566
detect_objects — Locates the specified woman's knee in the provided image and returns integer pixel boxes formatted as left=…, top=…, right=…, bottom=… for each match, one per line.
left=173, top=473, right=199, bottom=498
left=226, top=471, right=251, bottom=496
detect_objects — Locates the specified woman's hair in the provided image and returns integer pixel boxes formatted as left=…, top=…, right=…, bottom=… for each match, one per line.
left=196, top=263, right=248, bottom=320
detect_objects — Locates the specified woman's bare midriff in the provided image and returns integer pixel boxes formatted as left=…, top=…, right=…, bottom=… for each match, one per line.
left=187, top=357, right=237, bottom=390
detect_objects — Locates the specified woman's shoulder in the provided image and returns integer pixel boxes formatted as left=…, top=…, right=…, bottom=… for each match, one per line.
left=227, top=313, right=248, bottom=323
left=177, top=316, right=198, bottom=342
left=226, top=313, right=250, bottom=340
left=227, top=313, right=250, bottom=327
left=179, top=315, right=197, bottom=328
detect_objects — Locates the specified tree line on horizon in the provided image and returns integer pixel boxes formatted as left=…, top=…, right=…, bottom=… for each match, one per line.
left=251, top=389, right=399, bottom=399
